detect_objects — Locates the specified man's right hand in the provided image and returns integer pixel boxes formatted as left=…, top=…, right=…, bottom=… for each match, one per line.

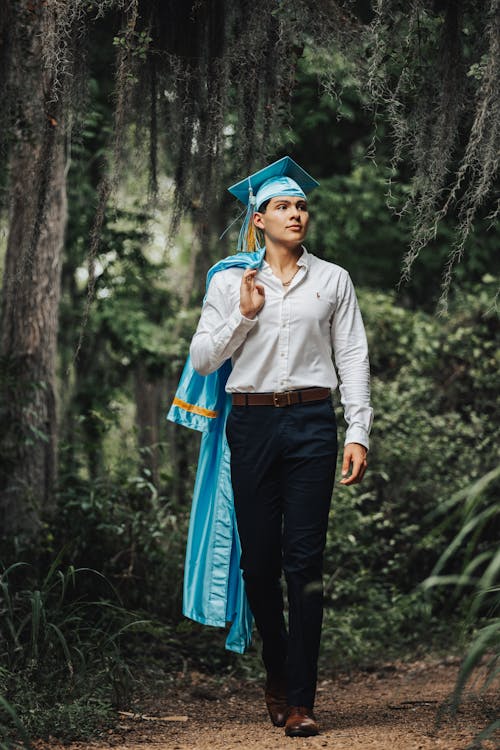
left=240, top=269, right=265, bottom=319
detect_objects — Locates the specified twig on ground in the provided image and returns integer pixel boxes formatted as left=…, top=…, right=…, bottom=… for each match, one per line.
left=118, top=710, right=189, bottom=722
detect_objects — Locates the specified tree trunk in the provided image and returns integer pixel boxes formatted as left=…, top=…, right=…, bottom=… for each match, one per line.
left=134, top=365, right=164, bottom=489
left=0, top=4, right=67, bottom=540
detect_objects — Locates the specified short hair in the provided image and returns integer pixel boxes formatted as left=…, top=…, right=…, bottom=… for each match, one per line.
left=256, top=198, right=270, bottom=213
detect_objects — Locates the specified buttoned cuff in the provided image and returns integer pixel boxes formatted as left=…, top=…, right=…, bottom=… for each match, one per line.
left=344, top=426, right=370, bottom=451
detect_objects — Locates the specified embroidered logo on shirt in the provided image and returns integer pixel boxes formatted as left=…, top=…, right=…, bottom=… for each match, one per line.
left=316, top=292, right=320, bottom=298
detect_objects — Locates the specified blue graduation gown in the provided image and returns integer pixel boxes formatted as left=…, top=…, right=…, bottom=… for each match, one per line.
left=167, top=249, right=265, bottom=653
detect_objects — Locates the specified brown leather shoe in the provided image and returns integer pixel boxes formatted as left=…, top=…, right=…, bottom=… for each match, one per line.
left=284, top=706, right=319, bottom=737
left=264, top=675, right=287, bottom=727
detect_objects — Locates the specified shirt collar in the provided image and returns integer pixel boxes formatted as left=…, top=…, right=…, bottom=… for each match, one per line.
left=262, top=245, right=310, bottom=271
left=297, top=245, right=310, bottom=268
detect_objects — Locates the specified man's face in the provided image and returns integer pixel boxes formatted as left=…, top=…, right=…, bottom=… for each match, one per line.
left=253, top=196, right=309, bottom=247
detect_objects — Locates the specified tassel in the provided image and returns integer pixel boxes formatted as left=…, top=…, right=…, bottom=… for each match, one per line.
left=219, top=205, right=246, bottom=241
left=236, top=182, right=263, bottom=253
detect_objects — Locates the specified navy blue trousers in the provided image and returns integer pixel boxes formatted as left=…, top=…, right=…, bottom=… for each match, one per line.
left=226, top=397, right=337, bottom=708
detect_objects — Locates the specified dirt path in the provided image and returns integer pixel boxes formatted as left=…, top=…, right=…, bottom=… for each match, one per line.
left=37, top=660, right=498, bottom=750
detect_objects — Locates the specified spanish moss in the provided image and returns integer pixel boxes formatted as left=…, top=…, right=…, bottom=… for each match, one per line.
left=1, top=0, right=498, bottom=313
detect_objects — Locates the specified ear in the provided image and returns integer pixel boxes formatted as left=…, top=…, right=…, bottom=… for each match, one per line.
left=253, top=212, right=265, bottom=230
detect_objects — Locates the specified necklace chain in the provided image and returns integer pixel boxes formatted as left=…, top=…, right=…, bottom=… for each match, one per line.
left=281, top=267, right=300, bottom=287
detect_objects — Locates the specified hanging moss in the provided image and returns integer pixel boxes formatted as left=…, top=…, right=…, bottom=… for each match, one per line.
left=362, top=0, right=499, bottom=306
left=1, top=1, right=498, bottom=306
left=301, top=0, right=499, bottom=304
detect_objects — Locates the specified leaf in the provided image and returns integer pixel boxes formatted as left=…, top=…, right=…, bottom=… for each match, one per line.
left=30, top=590, right=43, bottom=661
left=430, top=505, right=499, bottom=578
left=466, top=719, right=500, bottom=749
left=452, top=621, right=500, bottom=710
left=47, top=622, right=74, bottom=677
left=0, top=696, right=31, bottom=748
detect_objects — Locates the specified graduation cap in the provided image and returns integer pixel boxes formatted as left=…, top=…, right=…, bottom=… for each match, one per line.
left=225, top=156, right=319, bottom=252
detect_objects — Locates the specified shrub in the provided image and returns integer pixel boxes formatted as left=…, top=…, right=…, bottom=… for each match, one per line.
left=0, top=557, right=140, bottom=742
left=320, top=281, right=499, bottom=666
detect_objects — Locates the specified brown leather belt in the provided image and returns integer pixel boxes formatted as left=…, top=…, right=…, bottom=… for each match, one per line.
left=231, top=387, right=331, bottom=408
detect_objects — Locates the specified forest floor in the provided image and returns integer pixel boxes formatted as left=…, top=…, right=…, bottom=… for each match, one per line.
left=35, top=659, right=498, bottom=750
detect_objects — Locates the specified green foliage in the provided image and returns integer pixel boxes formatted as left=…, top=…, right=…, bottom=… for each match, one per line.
left=0, top=557, right=140, bottom=742
left=52, top=470, right=186, bottom=620
left=320, top=279, right=499, bottom=666
left=288, top=49, right=499, bottom=307
left=308, top=163, right=414, bottom=291
left=0, top=696, right=30, bottom=750
left=424, top=466, right=500, bottom=719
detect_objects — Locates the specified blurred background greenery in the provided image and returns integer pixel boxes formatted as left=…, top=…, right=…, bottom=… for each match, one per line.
left=0, top=0, right=498, bottom=744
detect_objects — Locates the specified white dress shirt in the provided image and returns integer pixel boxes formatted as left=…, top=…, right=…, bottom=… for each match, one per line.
left=190, top=247, right=373, bottom=449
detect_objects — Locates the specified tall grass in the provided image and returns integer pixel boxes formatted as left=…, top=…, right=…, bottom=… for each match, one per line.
left=424, top=464, right=500, bottom=745
left=0, top=553, right=145, bottom=743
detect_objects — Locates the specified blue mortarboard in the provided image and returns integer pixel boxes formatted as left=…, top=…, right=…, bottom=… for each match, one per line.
left=226, top=156, right=319, bottom=252
left=228, top=156, right=319, bottom=208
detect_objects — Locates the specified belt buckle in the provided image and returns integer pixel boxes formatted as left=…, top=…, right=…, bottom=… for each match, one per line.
left=273, top=391, right=291, bottom=407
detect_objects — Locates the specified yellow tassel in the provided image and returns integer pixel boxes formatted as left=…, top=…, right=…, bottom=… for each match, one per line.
left=247, top=221, right=256, bottom=252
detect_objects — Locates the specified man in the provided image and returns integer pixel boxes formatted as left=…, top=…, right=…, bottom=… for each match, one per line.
left=189, top=157, right=373, bottom=737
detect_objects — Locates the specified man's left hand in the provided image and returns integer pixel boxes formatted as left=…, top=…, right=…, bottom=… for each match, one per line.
left=340, top=443, right=368, bottom=485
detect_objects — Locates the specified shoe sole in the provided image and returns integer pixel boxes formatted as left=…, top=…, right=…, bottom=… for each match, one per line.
left=285, top=727, right=319, bottom=737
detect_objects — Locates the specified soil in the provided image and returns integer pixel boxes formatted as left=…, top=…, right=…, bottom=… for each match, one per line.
left=35, top=659, right=498, bottom=750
